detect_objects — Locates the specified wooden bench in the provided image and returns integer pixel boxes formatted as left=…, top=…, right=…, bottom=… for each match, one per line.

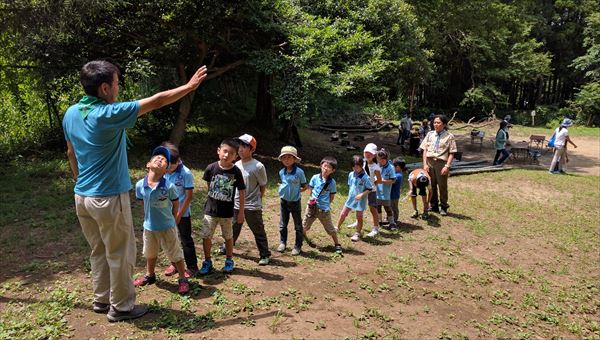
left=529, top=135, right=545, bottom=150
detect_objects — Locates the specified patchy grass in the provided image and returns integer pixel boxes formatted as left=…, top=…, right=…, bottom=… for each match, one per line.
left=1, top=140, right=599, bottom=338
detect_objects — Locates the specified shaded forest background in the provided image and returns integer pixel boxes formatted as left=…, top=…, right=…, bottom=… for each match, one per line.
left=1, top=0, right=599, bottom=157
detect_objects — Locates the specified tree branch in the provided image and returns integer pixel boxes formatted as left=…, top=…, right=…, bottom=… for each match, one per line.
left=206, top=60, right=245, bottom=80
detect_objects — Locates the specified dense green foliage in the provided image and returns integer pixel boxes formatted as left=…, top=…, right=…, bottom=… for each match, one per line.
left=0, top=0, right=598, bottom=157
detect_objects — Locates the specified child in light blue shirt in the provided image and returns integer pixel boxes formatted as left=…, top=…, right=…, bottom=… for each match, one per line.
left=133, top=146, right=189, bottom=295
left=376, top=149, right=397, bottom=230
left=336, top=155, right=373, bottom=242
left=302, top=157, right=343, bottom=254
left=277, top=146, right=307, bottom=255
left=162, top=141, right=198, bottom=277
left=390, top=158, right=406, bottom=226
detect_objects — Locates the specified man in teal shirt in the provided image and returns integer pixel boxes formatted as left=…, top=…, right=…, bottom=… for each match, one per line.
left=63, top=60, right=207, bottom=322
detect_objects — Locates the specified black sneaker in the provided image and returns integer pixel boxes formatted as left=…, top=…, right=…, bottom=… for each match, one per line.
left=430, top=206, right=440, bottom=213
left=92, top=302, right=110, bottom=313
left=303, top=234, right=317, bottom=248
left=334, top=244, right=343, bottom=254
left=107, top=304, right=148, bottom=322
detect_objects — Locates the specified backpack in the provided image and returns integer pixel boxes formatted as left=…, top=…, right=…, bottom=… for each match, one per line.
left=547, top=130, right=557, bottom=148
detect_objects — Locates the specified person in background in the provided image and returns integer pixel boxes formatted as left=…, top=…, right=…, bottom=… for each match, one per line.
left=493, top=121, right=510, bottom=165
left=549, top=118, right=577, bottom=174
left=397, top=112, right=413, bottom=146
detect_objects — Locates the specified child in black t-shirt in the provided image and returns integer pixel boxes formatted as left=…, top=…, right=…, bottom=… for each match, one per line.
left=198, top=139, right=246, bottom=275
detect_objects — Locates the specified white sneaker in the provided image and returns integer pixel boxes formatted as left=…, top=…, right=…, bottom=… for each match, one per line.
left=350, top=233, right=360, bottom=242
left=366, top=228, right=379, bottom=238
left=276, top=243, right=286, bottom=252
left=347, top=221, right=358, bottom=228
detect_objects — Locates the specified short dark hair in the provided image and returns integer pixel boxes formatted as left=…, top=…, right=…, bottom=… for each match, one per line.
left=376, top=149, right=389, bottom=160
left=350, top=155, right=363, bottom=167
left=220, top=138, right=239, bottom=150
left=161, top=141, right=180, bottom=164
left=393, top=157, right=406, bottom=169
left=80, top=60, right=120, bottom=97
left=320, top=156, right=337, bottom=170
left=433, top=114, right=449, bottom=127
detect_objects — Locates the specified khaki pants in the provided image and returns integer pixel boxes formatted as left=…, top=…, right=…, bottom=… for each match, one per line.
left=75, top=192, right=136, bottom=312
left=426, top=158, right=449, bottom=210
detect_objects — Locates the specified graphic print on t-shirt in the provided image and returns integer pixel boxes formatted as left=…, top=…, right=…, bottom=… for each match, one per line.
left=208, top=173, right=236, bottom=202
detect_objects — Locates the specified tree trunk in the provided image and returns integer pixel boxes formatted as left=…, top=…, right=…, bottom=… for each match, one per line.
left=255, top=72, right=274, bottom=127
left=280, top=118, right=302, bottom=147
left=169, top=63, right=196, bottom=147
left=408, top=83, right=415, bottom=113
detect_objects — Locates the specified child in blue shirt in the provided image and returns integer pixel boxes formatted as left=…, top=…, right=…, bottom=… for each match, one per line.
left=277, top=146, right=307, bottom=256
left=336, top=155, right=373, bottom=242
left=161, top=142, right=198, bottom=278
left=133, top=146, right=189, bottom=295
left=390, top=157, right=406, bottom=226
left=376, top=149, right=397, bottom=230
left=302, top=157, right=342, bottom=254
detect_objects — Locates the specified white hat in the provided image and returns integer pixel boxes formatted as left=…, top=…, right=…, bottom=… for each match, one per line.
left=278, top=146, right=301, bottom=161
left=363, top=143, right=378, bottom=155
left=561, top=118, right=573, bottom=127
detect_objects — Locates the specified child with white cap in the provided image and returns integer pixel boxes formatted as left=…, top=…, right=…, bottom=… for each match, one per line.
left=277, top=146, right=308, bottom=255
left=363, top=143, right=382, bottom=237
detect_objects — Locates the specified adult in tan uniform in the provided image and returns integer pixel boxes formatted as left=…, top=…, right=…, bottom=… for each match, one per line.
left=419, top=114, right=457, bottom=216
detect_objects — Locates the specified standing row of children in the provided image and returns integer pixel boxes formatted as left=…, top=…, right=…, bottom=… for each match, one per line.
left=133, top=135, right=433, bottom=295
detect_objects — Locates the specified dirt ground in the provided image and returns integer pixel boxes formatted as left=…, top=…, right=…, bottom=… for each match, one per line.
left=1, top=127, right=599, bottom=339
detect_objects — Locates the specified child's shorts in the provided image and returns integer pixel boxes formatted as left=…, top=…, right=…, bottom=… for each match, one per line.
left=411, top=185, right=427, bottom=197
left=302, top=208, right=336, bottom=235
left=143, top=227, right=184, bottom=262
left=376, top=199, right=391, bottom=207
left=200, top=215, right=233, bottom=240
left=340, top=206, right=364, bottom=219
left=367, top=191, right=378, bottom=207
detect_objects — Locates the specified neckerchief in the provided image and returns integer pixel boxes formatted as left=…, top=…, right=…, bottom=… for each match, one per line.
left=77, top=95, right=106, bottom=119
left=434, top=130, right=445, bottom=153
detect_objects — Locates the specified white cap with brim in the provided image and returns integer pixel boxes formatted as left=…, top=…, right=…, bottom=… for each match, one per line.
left=363, top=143, right=378, bottom=155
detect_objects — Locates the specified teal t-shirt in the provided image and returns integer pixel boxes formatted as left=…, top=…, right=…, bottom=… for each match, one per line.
left=62, top=98, right=139, bottom=196
left=164, top=162, right=195, bottom=217
left=309, top=174, right=336, bottom=211
left=376, top=161, right=396, bottom=201
left=344, top=171, right=372, bottom=212
left=135, top=177, right=179, bottom=231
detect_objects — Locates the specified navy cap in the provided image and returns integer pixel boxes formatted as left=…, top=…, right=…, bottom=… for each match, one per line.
left=151, top=146, right=171, bottom=167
